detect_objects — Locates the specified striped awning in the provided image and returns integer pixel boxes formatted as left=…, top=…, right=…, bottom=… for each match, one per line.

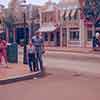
left=71, top=9, right=76, bottom=17
left=65, top=10, right=71, bottom=18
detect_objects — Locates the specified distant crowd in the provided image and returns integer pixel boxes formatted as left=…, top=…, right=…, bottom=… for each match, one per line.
left=0, top=32, right=45, bottom=79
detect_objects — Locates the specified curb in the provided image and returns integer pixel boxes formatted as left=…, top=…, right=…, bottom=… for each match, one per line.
left=45, top=49, right=92, bottom=54
left=0, top=71, right=41, bottom=85
left=46, top=49, right=100, bottom=54
left=45, top=51, right=100, bottom=63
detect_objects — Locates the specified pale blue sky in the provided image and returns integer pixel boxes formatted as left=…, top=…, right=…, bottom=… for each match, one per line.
left=0, top=0, right=59, bottom=7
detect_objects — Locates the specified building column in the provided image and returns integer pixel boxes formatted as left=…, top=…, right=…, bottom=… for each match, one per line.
left=13, top=27, right=16, bottom=42
left=80, top=19, right=85, bottom=48
left=28, top=21, right=32, bottom=42
left=54, top=31, right=57, bottom=47
left=39, top=9, right=42, bottom=27
left=67, top=27, right=70, bottom=48
left=60, top=25, right=63, bottom=47
left=6, top=28, right=9, bottom=42
left=60, top=10, right=63, bottom=47
left=48, top=33, right=51, bottom=46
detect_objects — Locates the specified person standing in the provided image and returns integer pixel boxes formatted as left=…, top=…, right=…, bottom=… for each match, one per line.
left=27, top=41, right=38, bottom=72
left=92, top=32, right=100, bottom=51
left=95, top=32, right=100, bottom=47
left=32, top=32, right=45, bottom=76
left=0, top=37, right=8, bottom=67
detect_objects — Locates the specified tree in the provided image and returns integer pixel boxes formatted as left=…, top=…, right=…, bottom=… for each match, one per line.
left=3, top=0, right=23, bottom=43
left=4, top=9, right=15, bottom=43
left=83, top=0, right=100, bottom=35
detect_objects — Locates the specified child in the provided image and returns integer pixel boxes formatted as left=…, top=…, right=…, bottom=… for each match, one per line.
left=27, top=41, right=38, bottom=72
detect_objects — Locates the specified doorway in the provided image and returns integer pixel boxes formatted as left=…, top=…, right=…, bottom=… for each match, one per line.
left=16, top=27, right=29, bottom=44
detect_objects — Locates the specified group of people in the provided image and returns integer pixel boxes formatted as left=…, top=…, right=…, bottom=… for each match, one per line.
left=27, top=32, right=45, bottom=77
left=0, top=32, right=44, bottom=78
left=92, top=32, right=100, bottom=51
left=0, top=36, right=8, bottom=67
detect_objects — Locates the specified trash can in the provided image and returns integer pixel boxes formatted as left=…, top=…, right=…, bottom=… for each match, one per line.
left=7, top=43, right=18, bottom=63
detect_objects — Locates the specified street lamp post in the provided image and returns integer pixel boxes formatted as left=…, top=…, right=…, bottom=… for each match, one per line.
left=21, top=0, right=27, bottom=64
left=23, top=12, right=27, bottom=64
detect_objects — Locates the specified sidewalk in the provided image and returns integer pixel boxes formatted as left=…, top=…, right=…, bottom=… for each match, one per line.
left=0, top=63, right=39, bottom=85
left=45, top=47, right=98, bottom=54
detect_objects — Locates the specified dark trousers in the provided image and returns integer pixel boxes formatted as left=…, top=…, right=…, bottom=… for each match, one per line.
left=28, top=53, right=38, bottom=72
left=93, top=39, right=100, bottom=48
left=35, top=52, right=44, bottom=72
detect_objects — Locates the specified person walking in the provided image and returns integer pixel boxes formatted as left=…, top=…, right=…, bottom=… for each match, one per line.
left=0, top=37, right=8, bottom=67
left=32, top=32, right=45, bottom=77
left=27, top=41, right=38, bottom=72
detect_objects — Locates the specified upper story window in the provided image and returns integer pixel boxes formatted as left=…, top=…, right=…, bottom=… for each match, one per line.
left=74, top=9, right=80, bottom=20
left=50, top=32, right=54, bottom=41
left=87, top=30, right=93, bottom=41
left=0, top=19, right=1, bottom=24
left=41, top=11, right=56, bottom=24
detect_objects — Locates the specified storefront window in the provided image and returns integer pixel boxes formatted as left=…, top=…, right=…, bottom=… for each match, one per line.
left=62, top=28, right=67, bottom=46
left=44, top=32, right=48, bottom=41
left=50, top=33, right=54, bottom=41
left=87, top=31, right=92, bottom=41
left=0, top=19, right=1, bottom=24
left=9, top=32, right=14, bottom=43
left=1, top=32, right=6, bottom=40
left=63, top=28, right=67, bottom=40
left=70, top=31, right=79, bottom=41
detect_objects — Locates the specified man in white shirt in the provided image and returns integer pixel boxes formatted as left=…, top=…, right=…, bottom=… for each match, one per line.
left=32, top=32, right=45, bottom=75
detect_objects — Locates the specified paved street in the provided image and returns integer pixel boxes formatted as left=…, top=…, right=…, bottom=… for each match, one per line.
left=18, top=48, right=100, bottom=75
left=1, top=0, right=100, bottom=99
left=0, top=68, right=100, bottom=100
left=0, top=49, right=100, bottom=100
left=44, top=51, right=100, bottom=75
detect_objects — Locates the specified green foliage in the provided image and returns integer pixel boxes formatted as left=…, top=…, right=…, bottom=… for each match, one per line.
left=3, top=10, right=15, bottom=43
left=9, top=32, right=14, bottom=43
left=4, top=15, right=15, bottom=31
left=84, top=0, right=100, bottom=24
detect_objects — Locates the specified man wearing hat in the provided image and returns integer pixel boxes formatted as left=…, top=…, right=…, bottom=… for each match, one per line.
left=32, top=32, right=45, bottom=77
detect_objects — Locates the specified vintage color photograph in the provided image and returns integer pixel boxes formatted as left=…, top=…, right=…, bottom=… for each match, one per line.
left=0, top=0, right=100, bottom=100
